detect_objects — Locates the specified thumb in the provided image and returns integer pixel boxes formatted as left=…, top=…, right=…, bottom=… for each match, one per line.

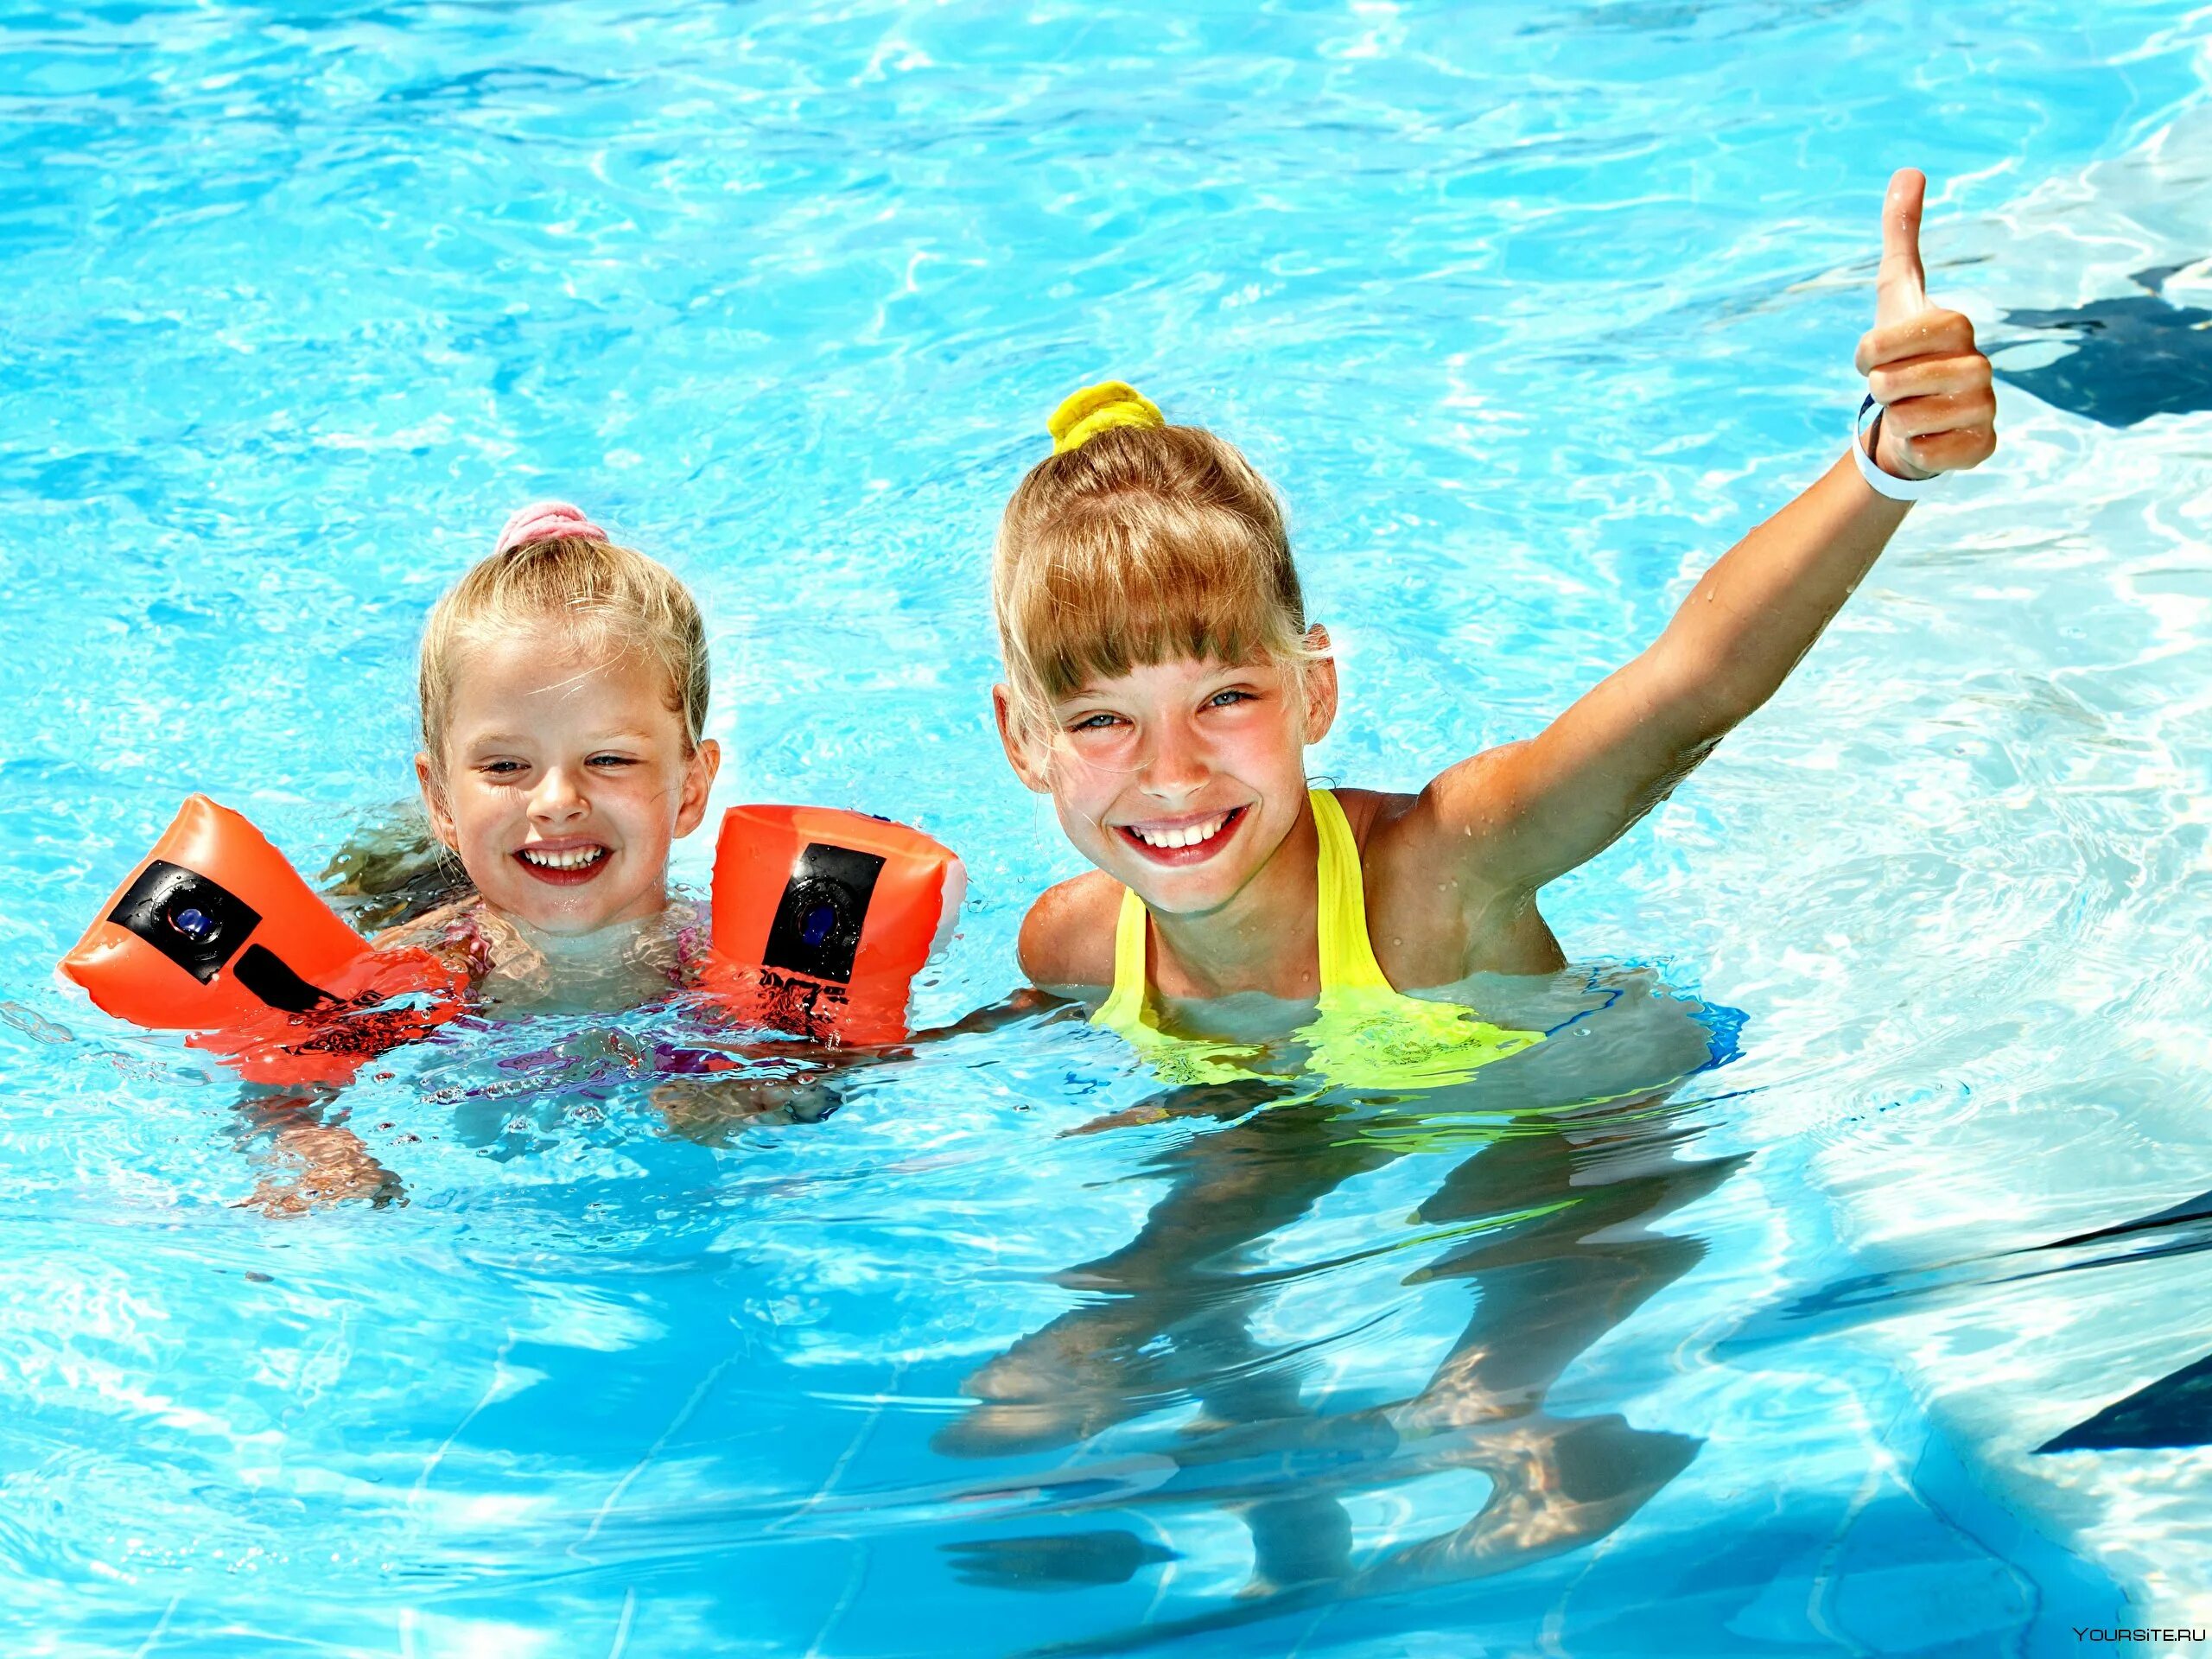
left=1874, top=167, right=1929, bottom=329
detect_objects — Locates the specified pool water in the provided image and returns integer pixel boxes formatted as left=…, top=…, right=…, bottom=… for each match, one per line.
left=5, top=2, right=2212, bottom=1654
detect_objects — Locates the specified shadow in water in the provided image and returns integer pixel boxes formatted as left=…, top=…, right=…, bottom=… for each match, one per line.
left=1993, top=263, right=2212, bottom=427
left=2040, top=1351, right=2212, bottom=1454
left=928, top=983, right=1742, bottom=1649
left=2037, top=1186, right=2212, bottom=1453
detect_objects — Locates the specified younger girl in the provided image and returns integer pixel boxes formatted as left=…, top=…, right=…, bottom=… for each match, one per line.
left=385, top=499, right=723, bottom=1009
left=992, top=169, right=1995, bottom=1085
left=249, top=501, right=727, bottom=1211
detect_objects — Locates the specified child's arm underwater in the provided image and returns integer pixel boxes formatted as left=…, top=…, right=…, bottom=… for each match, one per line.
left=235, top=1084, right=406, bottom=1216
left=232, top=901, right=485, bottom=1215
left=1408, top=168, right=1994, bottom=901
left=647, top=988, right=1074, bottom=1141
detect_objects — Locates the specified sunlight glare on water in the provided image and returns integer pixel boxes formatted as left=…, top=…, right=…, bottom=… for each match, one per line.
left=3, top=1, right=2211, bottom=1653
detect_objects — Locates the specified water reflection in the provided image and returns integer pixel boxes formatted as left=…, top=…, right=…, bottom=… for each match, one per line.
left=1731, top=1178, right=2212, bottom=1351
left=933, top=970, right=1741, bottom=1642
left=1716, top=1166, right=2212, bottom=1454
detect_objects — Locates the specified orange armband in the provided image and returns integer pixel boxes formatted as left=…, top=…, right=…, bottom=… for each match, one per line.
left=702, top=804, right=964, bottom=1046
left=59, top=795, right=467, bottom=1087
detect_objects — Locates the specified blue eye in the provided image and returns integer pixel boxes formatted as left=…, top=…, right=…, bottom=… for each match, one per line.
left=1206, top=690, right=1255, bottom=708
left=1071, top=714, right=1122, bottom=732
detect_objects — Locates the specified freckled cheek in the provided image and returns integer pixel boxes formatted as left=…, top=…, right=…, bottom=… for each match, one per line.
left=452, top=789, right=516, bottom=843
left=636, top=770, right=693, bottom=816
left=595, top=773, right=690, bottom=845
left=1212, top=732, right=1300, bottom=795
left=1040, top=755, right=1121, bottom=820
left=1048, top=785, right=1117, bottom=844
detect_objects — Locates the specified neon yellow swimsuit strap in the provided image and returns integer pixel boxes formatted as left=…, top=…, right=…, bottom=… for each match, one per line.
left=1304, top=786, right=1547, bottom=1092
left=1308, top=788, right=1391, bottom=996
left=1092, top=883, right=1153, bottom=1037
left=1090, top=882, right=1267, bottom=1087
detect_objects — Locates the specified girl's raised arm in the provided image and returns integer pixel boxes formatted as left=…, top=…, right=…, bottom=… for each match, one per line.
left=1416, top=168, right=1994, bottom=899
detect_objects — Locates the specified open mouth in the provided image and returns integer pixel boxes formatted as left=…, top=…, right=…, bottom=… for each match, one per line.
left=513, top=842, right=613, bottom=885
left=1115, top=805, right=1248, bottom=867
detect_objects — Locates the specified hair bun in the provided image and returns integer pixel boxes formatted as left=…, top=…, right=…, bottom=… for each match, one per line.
left=1047, top=382, right=1165, bottom=456
left=495, top=500, right=607, bottom=555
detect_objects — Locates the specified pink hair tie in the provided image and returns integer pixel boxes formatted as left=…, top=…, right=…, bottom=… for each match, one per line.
left=495, top=500, right=607, bottom=554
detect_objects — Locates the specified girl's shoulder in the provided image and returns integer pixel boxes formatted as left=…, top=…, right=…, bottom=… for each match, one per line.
left=1344, top=773, right=1522, bottom=892
left=1018, top=869, right=1123, bottom=994
left=1327, top=785, right=1425, bottom=867
left=1344, top=781, right=1568, bottom=980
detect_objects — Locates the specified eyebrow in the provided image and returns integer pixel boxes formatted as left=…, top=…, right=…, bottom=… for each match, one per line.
left=461, top=729, right=661, bottom=748
left=1058, top=667, right=1262, bottom=702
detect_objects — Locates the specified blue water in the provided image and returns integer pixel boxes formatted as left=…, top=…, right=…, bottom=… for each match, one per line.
left=6, top=1, right=2212, bottom=1653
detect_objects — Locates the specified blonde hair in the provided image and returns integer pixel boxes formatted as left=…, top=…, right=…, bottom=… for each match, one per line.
left=993, top=412, right=1313, bottom=742
left=417, top=532, right=710, bottom=773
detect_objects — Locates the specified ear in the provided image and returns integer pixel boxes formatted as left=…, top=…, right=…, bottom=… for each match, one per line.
left=416, top=752, right=459, bottom=850
left=1299, top=626, right=1340, bottom=745
left=993, top=684, right=1053, bottom=794
left=674, top=738, right=722, bottom=838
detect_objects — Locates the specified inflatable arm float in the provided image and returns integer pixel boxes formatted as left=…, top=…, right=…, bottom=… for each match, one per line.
left=60, top=796, right=467, bottom=1087
left=702, top=804, right=964, bottom=1046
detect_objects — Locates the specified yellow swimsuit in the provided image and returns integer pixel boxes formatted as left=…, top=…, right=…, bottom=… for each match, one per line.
left=1090, top=789, right=1544, bottom=1090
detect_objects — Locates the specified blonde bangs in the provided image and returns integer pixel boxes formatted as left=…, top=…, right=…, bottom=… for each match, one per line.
left=1001, top=507, right=1305, bottom=700
left=994, top=421, right=1308, bottom=734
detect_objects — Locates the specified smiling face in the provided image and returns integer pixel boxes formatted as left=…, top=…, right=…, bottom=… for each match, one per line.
left=418, top=632, right=721, bottom=937
left=997, top=639, right=1337, bottom=918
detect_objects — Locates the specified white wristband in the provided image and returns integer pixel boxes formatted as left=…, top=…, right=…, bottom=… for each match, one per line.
left=1853, top=393, right=1941, bottom=503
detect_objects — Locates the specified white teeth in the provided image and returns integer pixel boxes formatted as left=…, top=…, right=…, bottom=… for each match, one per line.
left=1131, top=813, right=1229, bottom=850
left=520, top=845, right=606, bottom=870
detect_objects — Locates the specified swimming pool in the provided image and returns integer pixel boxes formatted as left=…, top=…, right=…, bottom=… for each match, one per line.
left=4, top=0, right=2211, bottom=1652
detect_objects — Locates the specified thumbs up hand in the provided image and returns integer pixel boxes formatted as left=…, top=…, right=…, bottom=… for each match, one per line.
left=1853, top=169, right=1996, bottom=482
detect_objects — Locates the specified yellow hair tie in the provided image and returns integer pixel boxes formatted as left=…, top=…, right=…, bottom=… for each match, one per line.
left=1048, top=381, right=1165, bottom=455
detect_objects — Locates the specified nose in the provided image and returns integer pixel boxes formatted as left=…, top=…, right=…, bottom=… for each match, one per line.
left=529, top=764, right=589, bottom=826
left=1137, top=715, right=1210, bottom=801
